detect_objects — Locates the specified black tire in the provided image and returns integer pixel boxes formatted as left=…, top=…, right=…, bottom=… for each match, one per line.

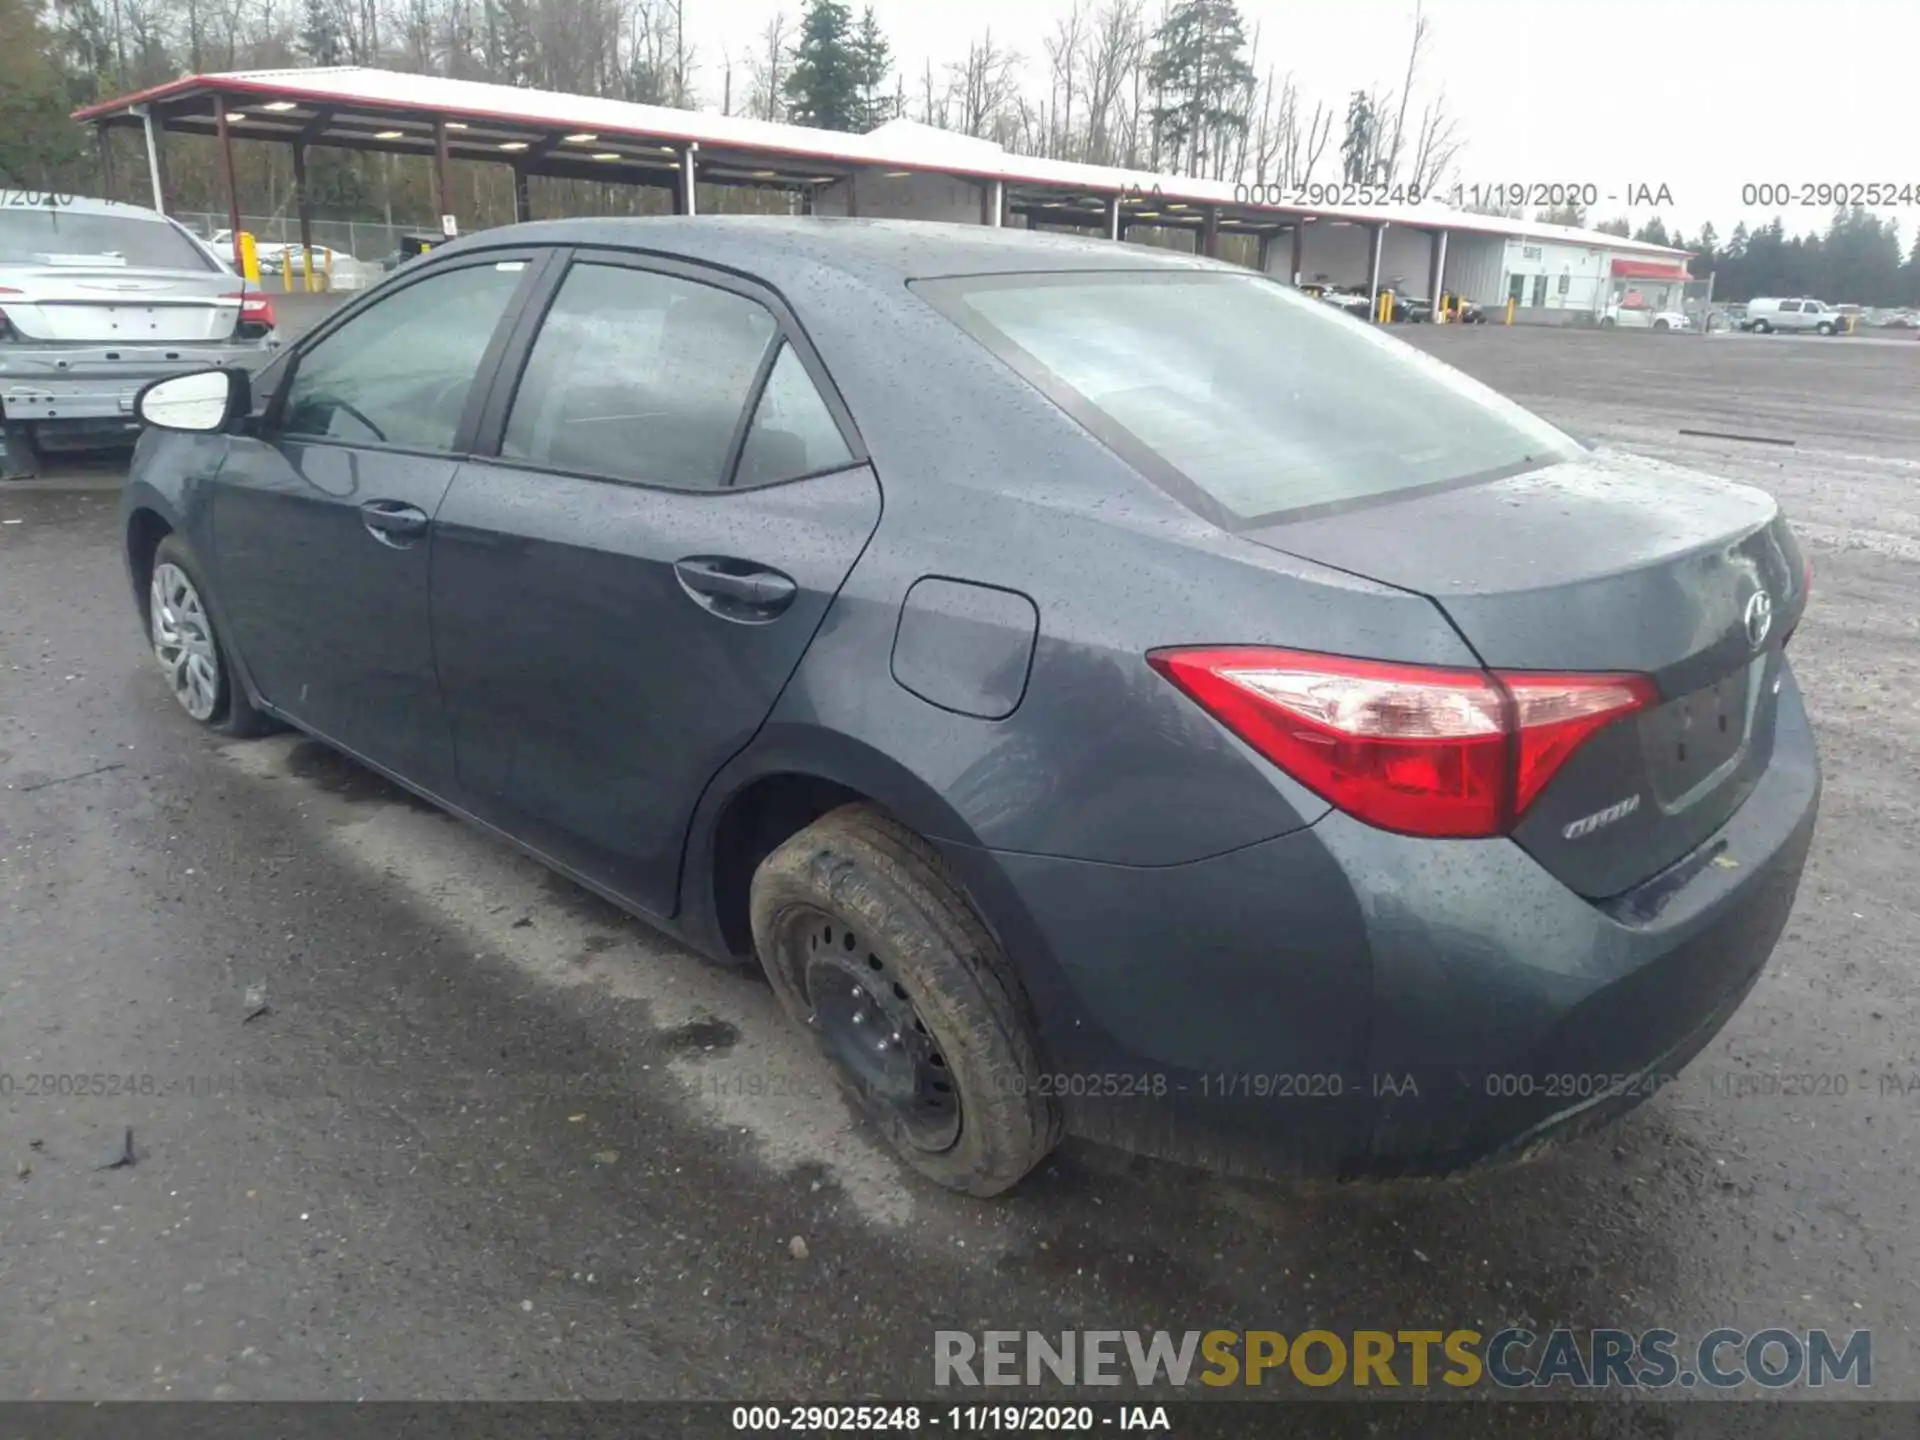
left=749, top=804, right=1061, bottom=1196
left=148, top=535, right=280, bottom=737
left=1599, top=317, right=1616, bottom=329
left=1753, top=319, right=1772, bottom=334
left=1653, top=319, right=1670, bottom=332
left=1816, top=321, right=1835, bottom=336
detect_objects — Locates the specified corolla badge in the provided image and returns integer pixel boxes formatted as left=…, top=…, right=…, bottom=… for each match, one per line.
left=1744, top=590, right=1774, bottom=649
left=1562, top=794, right=1641, bottom=841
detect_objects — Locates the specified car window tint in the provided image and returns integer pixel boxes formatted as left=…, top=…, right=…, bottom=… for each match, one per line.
left=917, top=271, right=1582, bottom=524
left=734, top=343, right=853, bottom=486
left=502, top=262, right=777, bottom=489
left=281, top=262, right=525, bottom=450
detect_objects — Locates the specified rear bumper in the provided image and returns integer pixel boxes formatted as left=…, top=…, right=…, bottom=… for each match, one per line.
left=943, top=667, right=1821, bottom=1178
left=1, top=341, right=273, bottom=424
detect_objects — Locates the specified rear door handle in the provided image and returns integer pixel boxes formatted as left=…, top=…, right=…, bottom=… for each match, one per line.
left=359, top=500, right=430, bottom=547
left=673, top=556, right=798, bottom=621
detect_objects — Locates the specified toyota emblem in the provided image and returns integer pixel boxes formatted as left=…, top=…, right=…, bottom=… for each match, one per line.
left=1744, top=590, right=1773, bottom=649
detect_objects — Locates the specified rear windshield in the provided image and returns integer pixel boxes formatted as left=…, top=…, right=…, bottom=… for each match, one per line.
left=0, top=209, right=215, bottom=271
left=914, top=270, right=1582, bottom=526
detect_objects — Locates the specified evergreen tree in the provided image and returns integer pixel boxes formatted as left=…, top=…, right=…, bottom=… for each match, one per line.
left=1632, top=215, right=1670, bottom=247
left=785, top=0, right=862, bottom=132
left=1593, top=215, right=1631, bottom=237
left=301, top=0, right=342, bottom=65
left=852, top=6, right=893, bottom=131
left=1340, top=90, right=1374, bottom=185
left=0, top=0, right=86, bottom=187
left=1145, top=0, right=1255, bottom=178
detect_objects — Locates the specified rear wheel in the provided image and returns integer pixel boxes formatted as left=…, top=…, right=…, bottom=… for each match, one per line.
left=1599, top=317, right=1616, bottom=329
left=148, top=535, right=278, bottom=736
left=750, top=804, right=1060, bottom=1196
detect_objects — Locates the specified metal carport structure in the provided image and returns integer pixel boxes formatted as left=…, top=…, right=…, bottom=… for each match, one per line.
left=72, top=65, right=1692, bottom=305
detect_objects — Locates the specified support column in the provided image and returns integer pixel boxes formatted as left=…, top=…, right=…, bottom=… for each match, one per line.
left=1104, top=194, right=1121, bottom=241
left=214, top=97, right=242, bottom=268
left=433, top=118, right=455, bottom=232
left=675, top=143, right=698, bottom=216
left=96, top=124, right=115, bottom=201
left=138, top=105, right=167, bottom=213
left=1200, top=205, right=1220, bottom=258
left=1290, top=223, right=1305, bottom=284
left=844, top=169, right=859, bottom=217
left=1256, top=230, right=1271, bottom=274
left=292, top=142, right=315, bottom=260
left=1428, top=228, right=1449, bottom=317
left=512, top=164, right=532, bottom=223
left=1367, top=222, right=1387, bottom=317
left=988, top=179, right=1004, bottom=227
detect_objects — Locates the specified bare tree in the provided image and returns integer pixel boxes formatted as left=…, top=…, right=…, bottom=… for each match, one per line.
left=1077, top=0, right=1146, bottom=167
left=746, top=10, right=789, bottom=121
left=946, top=29, right=1021, bottom=140
left=1042, top=2, right=1085, bottom=159
left=1408, top=93, right=1461, bottom=195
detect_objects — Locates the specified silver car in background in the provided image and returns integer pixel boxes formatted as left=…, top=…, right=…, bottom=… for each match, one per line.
left=0, top=193, right=277, bottom=476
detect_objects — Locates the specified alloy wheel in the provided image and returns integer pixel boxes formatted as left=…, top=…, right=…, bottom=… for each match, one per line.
left=150, top=561, right=221, bottom=721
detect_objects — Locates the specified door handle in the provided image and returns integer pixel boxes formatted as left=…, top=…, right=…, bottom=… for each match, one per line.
left=673, top=556, right=798, bottom=621
left=359, top=500, right=430, bottom=547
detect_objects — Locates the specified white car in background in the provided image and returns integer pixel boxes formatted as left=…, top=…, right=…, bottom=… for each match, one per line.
left=1602, top=303, right=1690, bottom=332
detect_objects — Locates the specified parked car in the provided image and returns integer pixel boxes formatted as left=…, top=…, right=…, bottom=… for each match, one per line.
left=1871, top=309, right=1918, bottom=329
left=1, top=194, right=276, bottom=477
left=1745, top=297, right=1845, bottom=335
left=1601, top=303, right=1690, bottom=332
left=122, top=218, right=1819, bottom=1196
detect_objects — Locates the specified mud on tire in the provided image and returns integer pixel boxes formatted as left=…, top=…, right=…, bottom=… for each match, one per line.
left=749, top=803, right=1061, bottom=1196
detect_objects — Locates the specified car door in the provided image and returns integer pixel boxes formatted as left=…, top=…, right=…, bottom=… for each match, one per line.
left=430, top=251, right=882, bottom=915
left=211, top=249, right=549, bottom=794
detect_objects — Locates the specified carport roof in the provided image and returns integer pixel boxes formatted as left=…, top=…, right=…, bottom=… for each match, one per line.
left=74, top=66, right=1692, bottom=259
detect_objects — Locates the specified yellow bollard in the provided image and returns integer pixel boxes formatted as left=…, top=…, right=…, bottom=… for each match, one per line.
left=1505, top=296, right=1515, bottom=326
left=238, top=231, right=260, bottom=284
left=320, top=247, right=333, bottom=294
left=303, top=246, right=319, bottom=294
left=280, top=247, right=293, bottom=289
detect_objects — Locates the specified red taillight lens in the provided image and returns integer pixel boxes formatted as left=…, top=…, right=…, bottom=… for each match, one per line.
left=1147, top=646, right=1657, bottom=839
left=222, top=291, right=276, bottom=328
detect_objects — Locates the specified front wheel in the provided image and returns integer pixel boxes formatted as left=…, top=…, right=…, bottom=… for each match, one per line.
left=148, top=535, right=278, bottom=736
left=1599, top=317, right=1616, bottom=329
left=1816, top=321, right=1835, bottom=336
left=750, top=805, right=1061, bottom=1196
left=1653, top=319, right=1670, bottom=332
left=1753, top=319, right=1773, bottom=334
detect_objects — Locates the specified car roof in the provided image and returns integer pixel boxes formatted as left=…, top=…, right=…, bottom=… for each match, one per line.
left=435, top=215, right=1231, bottom=284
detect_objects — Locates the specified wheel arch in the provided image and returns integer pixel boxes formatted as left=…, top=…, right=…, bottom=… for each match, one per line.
left=681, top=724, right=998, bottom=965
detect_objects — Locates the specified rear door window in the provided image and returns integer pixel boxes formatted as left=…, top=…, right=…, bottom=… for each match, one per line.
left=500, top=261, right=778, bottom=490
left=915, top=270, right=1582, bottom=526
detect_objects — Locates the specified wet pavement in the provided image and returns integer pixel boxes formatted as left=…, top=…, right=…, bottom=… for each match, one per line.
left=2, top=326, right=1917, bottom=1423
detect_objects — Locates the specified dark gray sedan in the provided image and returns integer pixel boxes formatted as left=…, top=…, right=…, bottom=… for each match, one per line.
left=121, top=218, right=1819, bottom=1196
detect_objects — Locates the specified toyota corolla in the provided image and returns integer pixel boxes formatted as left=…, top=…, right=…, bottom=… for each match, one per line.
left=120, top=218, right=1819, bottom=1196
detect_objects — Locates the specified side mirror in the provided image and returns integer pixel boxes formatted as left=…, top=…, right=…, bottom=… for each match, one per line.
left=136, top=368, right=251, bottom=433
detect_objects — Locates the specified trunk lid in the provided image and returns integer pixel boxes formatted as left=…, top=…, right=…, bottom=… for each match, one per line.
left=1244, top=450, right=1809, bottom=898
left=0, top=267, right=242, bottom=343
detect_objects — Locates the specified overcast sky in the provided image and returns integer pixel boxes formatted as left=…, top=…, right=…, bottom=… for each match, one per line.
left=689, top=0, right=1916, bottom=243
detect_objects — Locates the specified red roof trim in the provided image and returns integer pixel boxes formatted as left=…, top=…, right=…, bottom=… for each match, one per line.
left=1610, top=258, right=1692, bottom=280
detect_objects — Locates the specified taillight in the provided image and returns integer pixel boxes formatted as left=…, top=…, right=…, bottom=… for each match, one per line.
left=222, top=291, right=276, bottom=329
left=1147, top=646, right=1657, bottom=839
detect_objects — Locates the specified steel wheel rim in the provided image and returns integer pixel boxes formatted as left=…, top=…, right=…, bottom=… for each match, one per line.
left=796, top=907, right=962, bottom=1153
left=150, top=562, right=220, bottom=721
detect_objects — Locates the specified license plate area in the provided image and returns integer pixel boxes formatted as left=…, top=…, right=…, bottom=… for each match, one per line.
left=1644, top=665, right=1754, bottom=806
